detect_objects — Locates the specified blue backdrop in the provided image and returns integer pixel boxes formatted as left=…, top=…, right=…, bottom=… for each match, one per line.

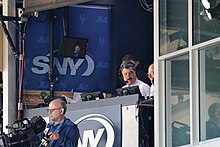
left=23, top=5, right=113, bottom=93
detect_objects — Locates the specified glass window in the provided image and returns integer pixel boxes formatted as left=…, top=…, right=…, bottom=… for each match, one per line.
left=199, top=44, right=220, bottom=141
left=160, top=0, right=188, bottom=55
left=166, top=54, right=190, bottom=146
left=193, top=0, right=220, bottom=44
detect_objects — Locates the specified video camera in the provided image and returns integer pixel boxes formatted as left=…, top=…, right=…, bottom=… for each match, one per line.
left=0, top=116, right=46, bottom=147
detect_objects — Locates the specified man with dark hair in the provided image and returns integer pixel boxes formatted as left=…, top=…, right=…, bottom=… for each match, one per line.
left=120, top=61, right=150, bottom=99
left=38, top=98, right=79, bottom=147
left=120, top=54, right=149, bottom=85
left=206, top=102, right=220, bottom=139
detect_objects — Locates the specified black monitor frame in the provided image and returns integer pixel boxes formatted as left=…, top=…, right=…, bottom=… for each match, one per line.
left=116, top=85, right=142, bottom=97
left=81, top=91, right=104, bottom=102
left=59, top=37, right=88, bottom=58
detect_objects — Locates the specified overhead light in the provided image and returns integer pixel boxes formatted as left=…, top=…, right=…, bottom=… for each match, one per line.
left=200, top=0, right=220, bottom=21
left=201, top=0, right=211, bottom=9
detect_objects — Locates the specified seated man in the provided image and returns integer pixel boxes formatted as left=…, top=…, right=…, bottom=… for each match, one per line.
left=206, top=102, right=220, bottom=140
left=38, top=98, right=79, bottom=147
left=120, top=61, right=150, bottom=99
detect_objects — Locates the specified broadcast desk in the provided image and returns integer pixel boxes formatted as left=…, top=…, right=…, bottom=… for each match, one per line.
left=24, top=94, right=154, bottom=147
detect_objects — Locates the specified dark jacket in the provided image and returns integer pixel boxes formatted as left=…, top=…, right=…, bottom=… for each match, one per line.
left=206, top=119, right=220, bottom=139
left=39, top=118, right=79, bottom=147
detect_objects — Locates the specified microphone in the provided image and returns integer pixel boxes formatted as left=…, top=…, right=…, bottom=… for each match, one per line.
left=124, top=77, right=132, bottom=83
left=39, top=128, right=50, bottom=147
left=124, top=80, right=129, bottom=84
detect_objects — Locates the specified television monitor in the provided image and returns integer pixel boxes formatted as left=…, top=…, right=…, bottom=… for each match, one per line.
left=59, top=37, right=88, bottom=58
left=116, top=85, right=141, bottom=97
left=81, top=91, right=104, bottom=102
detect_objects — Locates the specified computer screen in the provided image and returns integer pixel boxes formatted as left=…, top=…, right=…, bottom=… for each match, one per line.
left=116, top=85, right=141, bottom=97
left=81, top=91, right=104, bottom=101
left=59, top=37, right=88, bottom=58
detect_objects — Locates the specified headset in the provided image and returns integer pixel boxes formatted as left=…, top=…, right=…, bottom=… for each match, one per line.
left=118, top=61, right=137, bottom=83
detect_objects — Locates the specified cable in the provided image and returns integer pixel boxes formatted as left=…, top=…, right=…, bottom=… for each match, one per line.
left=135, top=101, right=150, bottom=147
left=139, top=0, right=153, bottom=12
left=17, top=30, right=25, bottom=120
left=0, top=11, right=29, bottom=119
left=17, top=14, right=29, bottom=116
left=63, top=7, right=68, bottom=37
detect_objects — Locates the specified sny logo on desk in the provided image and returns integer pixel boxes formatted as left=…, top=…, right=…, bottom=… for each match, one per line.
left=75, top=114, right=115, bottom=147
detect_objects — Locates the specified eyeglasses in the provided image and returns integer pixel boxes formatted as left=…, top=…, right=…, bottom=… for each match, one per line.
left=47, top=108, right=62, bottom=113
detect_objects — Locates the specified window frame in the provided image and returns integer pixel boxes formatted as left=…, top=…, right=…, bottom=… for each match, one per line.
left=154, top=0, right=220, bottom=146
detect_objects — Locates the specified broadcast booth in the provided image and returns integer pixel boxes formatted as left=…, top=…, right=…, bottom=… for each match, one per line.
left=22, top=92, right=154, bottom=147
left=0, top=0, right=154, bottom=146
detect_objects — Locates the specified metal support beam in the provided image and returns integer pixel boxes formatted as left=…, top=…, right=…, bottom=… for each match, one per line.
left=23, top=0, right=93, bottom=13
left=2, top=0, right=17, bottom=133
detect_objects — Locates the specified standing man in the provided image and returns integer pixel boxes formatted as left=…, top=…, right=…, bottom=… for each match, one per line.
left=120, top=61, right=150, bottom=99
left=148, top=63, right=154, bottom=98
left=39, top=98, right=79, bottom=147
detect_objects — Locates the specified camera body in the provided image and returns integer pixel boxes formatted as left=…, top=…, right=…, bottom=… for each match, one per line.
left=0, top=116, right=46, bottom=147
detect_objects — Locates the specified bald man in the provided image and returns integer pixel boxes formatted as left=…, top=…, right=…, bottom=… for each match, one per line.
left=38, top=98, right=79, bottom=147
left=148, top=63, right=154, bottom=98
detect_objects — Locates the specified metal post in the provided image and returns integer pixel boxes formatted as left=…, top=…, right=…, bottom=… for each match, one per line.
left=49, top=11, right=56, bottom=98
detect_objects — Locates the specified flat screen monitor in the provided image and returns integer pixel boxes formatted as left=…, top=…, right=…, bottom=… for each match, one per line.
left=81, top=91, right=104, bottom=102
left=59, top=37, right=88, bottom=58
left=116, top=85, right=141, bottom=97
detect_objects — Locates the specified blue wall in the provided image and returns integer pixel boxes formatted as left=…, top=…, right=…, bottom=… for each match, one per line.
left=22, top=0, right=153, bottom=94
left=24, top=6, right=113, bottom=93
left=87, top=0, right=154, bottom=86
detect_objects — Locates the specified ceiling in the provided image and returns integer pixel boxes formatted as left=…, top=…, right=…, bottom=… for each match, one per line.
left=23, top=0, right=93, bottom=13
